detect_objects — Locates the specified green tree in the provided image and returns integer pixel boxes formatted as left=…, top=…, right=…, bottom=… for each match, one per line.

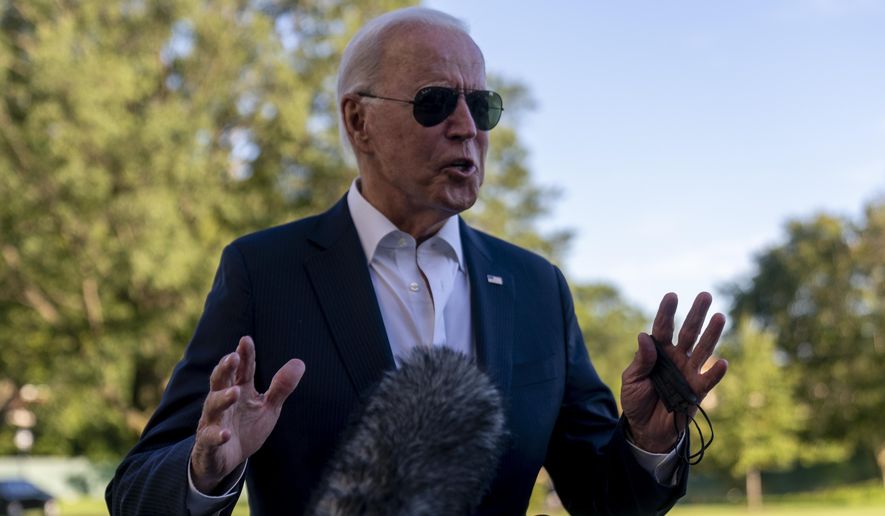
left=727, top=199, right=885, bottom=487
left=706, top=322, right=806, bottom=508
left=852, top=201, right=885, bottom=485
left=0, top=0, right=413, bottom=458
left=0, top=0, right=572, bottom=460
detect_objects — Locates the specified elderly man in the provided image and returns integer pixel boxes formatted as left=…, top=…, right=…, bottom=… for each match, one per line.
left=106, top=7, right=727, bottom=515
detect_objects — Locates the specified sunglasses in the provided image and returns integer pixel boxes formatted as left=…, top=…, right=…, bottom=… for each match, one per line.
left=358, top=86, right=504, bottom=131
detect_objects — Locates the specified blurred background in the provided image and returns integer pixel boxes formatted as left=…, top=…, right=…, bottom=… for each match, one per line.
left=0, top=0, right=882, bottom=514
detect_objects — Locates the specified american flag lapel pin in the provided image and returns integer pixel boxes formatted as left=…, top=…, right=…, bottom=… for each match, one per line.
left=486, top=274, right=503, bottom=285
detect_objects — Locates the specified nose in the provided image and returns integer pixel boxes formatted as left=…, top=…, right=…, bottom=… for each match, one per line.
left=445, top=94, right=478, bottom=141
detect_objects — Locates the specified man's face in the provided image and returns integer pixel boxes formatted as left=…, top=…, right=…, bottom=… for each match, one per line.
left=359, top=25, right=489, bottom=229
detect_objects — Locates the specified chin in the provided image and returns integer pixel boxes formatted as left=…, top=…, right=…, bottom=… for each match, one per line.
left=440, top=195, right=477, bottom=215
left=428, top=178, right=480, bottom=215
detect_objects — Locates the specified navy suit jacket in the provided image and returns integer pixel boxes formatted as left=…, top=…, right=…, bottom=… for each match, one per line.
left=106, top=196, right=687, bottom=515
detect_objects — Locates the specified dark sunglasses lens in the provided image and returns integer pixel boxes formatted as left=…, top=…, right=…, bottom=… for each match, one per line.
left=412, top=87, right=458, bottom=127
left=411, top=87, right=504, bottom=130
left=466, top=91, right=503, bottom=130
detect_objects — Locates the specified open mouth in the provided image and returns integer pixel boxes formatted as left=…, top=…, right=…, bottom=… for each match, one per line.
left=446, top=158, right=476, bottom=173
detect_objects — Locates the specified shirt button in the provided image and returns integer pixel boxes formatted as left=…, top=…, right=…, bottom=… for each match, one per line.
left=398, top=238, right=406, bottom=247
left=409, top=282, right=420, bottom=292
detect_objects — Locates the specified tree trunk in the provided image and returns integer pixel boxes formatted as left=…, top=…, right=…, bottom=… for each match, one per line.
left=876, top=445, right=885, bottom=489
left=746, top=468, right=763, bottom=510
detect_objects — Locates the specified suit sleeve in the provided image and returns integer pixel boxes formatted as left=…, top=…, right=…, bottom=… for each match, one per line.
left=105, top=244, right=253, bottom=515
left=543, top=266, right=688, bottom=516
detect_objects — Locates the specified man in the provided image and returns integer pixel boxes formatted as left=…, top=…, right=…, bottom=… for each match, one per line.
left=107, top=7, right=727, bottom=515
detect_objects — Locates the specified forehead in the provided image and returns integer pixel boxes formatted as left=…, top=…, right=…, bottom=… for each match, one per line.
left=379, top=25, right=486, bottom=91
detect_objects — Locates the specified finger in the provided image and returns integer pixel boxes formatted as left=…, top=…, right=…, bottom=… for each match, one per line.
left=209, top=352, right=239, bottom=391
left=264, top=359, right=306, bottom=409
left=621, top=333, right=657, bottom=384
left=201, top=386, right=240, bottom=425
left=698, top=358, right=728, bottom=396
left=689, top=312, right=726, bottom=370
left=676, top=292, right=712, bottom=353
left=235, top=336, right=256, bottom=386
left=190, top=426, right=234, bottom=493
left=651, top=293, right=678, bottom=344
left=196, top=424, right=233, bottom=449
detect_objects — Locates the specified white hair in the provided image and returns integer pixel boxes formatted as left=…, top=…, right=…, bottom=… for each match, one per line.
left=336, top=7, right=474, bottom=161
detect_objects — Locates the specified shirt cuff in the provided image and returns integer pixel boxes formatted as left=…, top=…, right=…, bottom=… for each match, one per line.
left=186, top=457, right=247, bottom=516
left=626, top=432, right=686, bottom=486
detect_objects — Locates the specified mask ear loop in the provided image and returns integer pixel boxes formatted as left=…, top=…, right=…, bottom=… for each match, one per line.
left=677, top=403, right=714, bottom=465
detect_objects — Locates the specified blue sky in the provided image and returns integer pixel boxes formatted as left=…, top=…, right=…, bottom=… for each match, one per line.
left=426, top=0, right=885, bottom=319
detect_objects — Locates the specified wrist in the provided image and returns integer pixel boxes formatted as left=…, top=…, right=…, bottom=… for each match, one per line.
left=189, top=456, right=225, bottom=495
left=625, top=420, right=677, bottom=454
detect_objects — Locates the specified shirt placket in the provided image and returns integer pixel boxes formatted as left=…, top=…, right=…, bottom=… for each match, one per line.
left=417, top=241, right=455, bottom=347
left=393, top=236, right=435, bottom=348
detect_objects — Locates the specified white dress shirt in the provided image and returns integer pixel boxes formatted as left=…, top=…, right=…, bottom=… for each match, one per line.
left=347, top=179, right=473, bottom=364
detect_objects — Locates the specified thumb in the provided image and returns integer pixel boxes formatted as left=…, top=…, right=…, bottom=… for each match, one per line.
left=622, top=333, right=657, bottom=383
left=264, top=359, right=306, bottom=408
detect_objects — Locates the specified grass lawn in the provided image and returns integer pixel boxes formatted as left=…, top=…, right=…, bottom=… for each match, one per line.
left=62, top=502, right=885, bottom=516
left=670, top=506, right=885, bottom=516
left=522, top=505, right=885, bottom=516
left=60, top=481, right=885, bottom=515
left=57, top=500, right=885, bottom=515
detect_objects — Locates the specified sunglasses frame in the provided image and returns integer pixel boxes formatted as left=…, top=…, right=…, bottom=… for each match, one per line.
left=357, top=86, right=504, bottom=131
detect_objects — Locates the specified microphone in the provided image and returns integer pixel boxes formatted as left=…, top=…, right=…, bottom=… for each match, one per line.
left=309, top=346, right=506, bottom=515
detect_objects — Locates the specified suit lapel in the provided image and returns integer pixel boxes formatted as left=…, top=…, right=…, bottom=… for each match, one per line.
left=304, top=197, right=394, bottom=397
left=460, top=220, right=514, bottom=395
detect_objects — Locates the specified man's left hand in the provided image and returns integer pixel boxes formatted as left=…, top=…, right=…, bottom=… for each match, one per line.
left=620, top=292, right=728, bottom=453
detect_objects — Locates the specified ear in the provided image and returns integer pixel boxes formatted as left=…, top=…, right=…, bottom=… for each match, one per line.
left=341, top=94, right=373, bottom=154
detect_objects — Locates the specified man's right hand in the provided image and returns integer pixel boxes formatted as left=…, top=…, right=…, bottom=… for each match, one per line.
left=190, top=336, right=305, bottom=494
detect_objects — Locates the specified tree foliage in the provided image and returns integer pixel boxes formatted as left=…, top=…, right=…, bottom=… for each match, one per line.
left=726, top=198, right=885, bottom=486
left=0, top=0, right=417, bottom=458
left=0, top=0, right=574, bottom=459
left=704, top=322, right=807, bottom=506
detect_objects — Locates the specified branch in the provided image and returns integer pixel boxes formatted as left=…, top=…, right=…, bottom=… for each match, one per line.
left=0, top=105, right=34, bottom=172
left=1, top=244, right=61, bottom=325
left=82, top=277, right=104, bottom=330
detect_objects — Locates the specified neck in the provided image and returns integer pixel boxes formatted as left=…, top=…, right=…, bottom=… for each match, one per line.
left=356, top=177, right=452, bottom=243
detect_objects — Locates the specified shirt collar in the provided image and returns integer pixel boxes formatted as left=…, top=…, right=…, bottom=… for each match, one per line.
left=346, top=179, right=465, bottom=270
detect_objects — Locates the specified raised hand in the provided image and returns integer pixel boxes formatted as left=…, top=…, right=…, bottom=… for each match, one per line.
left=620, top=292, right=728, bottom=453
left=190, top=336, right=305, bottom=493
